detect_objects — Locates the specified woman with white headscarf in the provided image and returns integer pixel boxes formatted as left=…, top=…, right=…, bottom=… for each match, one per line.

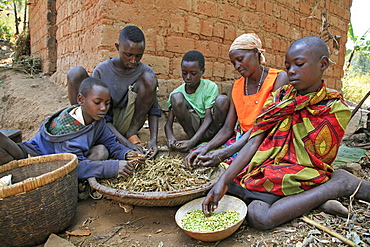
left=186, top=33, right=288, bottom=167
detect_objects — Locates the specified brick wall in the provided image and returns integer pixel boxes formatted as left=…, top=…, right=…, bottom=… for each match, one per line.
left=29, top=0, right=57, bottom=74
left=29, top=0, right=352, bottom=98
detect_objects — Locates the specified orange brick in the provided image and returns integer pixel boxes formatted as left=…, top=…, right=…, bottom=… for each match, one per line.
left=220, top=43, right=230, bottom=59
left=280, top=7, right=288, bottom=21
left=224, top=25, right=236, bottom=41
left=170, top=14, right=185, bottom=34
left=174, top=0, right=192, bottom=11
left=142, top=54, right=170, bottom=75
left=167, top=36, right=195, bottom=54
left=203, top=61, right=213, bottom=78
left=156, top=35, right=165, bottom=52
left=195, top=40, right=211, bottom=57
left=272, top=3, right=281, bottom=19
left=238, top=0, right=247, bottom=7
left=219, top=3, right=239, bottom=22
left=256, top=1, right=264, bottom=12
left=299, top=1, right=311, bottom=15
left=200, top=19, right=214, bottom=37
left=248, top=0, right=257, bottom=10
left=213, top=62, right=226, bottom=78
left=225, top=63, right=238, bottom=80
left=187, top=16, right=200, bottom=34
left=241, top=11, right=261, bottom=29
left=265, top=1, right=273, bottom=15
left=262, top=17, right=276, bottom=32
left=171, top=56, right=183, bottom=77
left=196, top=0, right=218, bottom=17
left=213, top=22, right=224, bottom=38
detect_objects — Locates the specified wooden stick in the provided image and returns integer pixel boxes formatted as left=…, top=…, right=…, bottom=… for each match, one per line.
left=350, top=90, right=370, bottom=120
left=301, top=216, right=359, bottom=247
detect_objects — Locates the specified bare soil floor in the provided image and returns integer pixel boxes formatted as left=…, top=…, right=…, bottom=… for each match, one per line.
left=0, top=46, right=369, bottom=246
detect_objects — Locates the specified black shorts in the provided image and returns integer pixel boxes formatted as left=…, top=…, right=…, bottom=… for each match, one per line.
left=227, top=181, right=283, bottom=205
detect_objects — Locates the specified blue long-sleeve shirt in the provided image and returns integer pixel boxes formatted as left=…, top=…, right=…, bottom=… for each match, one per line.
left=20, top=106, right=131, bottom=179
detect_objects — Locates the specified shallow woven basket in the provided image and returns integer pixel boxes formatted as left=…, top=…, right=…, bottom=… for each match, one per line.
left=0, top=153, right=78, bottom=247
left=88, top=151, right=224, bottom=207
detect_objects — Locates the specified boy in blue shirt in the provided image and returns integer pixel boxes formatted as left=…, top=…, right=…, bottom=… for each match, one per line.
left=0, top=77, right=135, bottom=179
left=165, top=50, right=229, bottom=152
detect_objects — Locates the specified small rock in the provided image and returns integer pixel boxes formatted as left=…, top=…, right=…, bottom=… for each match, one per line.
left=340, top=163, right=362, bottom=173
left=44, top=233, right=75, bottom=247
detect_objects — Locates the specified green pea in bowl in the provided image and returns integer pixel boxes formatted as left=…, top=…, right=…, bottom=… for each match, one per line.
left=175, top=195, right=247, bottom=242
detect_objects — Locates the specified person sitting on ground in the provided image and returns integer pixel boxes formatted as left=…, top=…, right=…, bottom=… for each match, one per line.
left=67, top=25, right=160, bottom=158
left=185, top=33, right=288, bottom=167
left=0, top=77, right=137, bottom=180
left=164, top=50, right=229, bottom=152
left=202, top=36, right=370, bottom=230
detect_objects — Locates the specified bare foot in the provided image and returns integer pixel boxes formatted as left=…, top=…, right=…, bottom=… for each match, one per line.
left=331, top=169, right=370, bottom=201
left=318, top=200, right=348, bottom=216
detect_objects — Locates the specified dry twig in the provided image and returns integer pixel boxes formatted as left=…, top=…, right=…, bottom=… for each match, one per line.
left=301, top=216, right=359, bottom=246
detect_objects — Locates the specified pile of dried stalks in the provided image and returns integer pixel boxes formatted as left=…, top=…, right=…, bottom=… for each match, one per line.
left=11, top=30, right=41, bottom=75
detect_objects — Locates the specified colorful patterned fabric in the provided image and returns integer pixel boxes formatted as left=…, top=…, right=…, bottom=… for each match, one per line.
left=234, top=82, right=351, bottom=196
left=47, top=105, right=84, bottom=135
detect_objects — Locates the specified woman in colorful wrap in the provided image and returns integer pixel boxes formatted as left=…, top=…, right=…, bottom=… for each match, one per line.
left=202, top=36, right=370, bottom=230
left=185, top=33, right=288, bottom=167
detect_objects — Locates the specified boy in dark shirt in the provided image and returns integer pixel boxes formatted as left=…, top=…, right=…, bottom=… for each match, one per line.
left=0, top=77, right=135, bottom=179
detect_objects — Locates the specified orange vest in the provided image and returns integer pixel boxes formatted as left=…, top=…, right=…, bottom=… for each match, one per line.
left=232, top=68, right=283, bottom=131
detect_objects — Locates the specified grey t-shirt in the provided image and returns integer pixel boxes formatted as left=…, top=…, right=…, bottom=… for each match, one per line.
left=92, top=58, right=154, bottom=109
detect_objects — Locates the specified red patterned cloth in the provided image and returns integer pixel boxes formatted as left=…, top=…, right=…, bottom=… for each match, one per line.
left=235, top=82, right=351, bottom=196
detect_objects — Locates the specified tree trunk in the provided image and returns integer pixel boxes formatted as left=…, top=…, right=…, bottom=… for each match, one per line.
left=13, top=1, right=19, bottom=35
left=23, top=1, right=27, bottom=31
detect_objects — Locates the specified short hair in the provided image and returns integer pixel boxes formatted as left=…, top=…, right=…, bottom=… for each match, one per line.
left=79, top=77, right=109, bottom=97
left=182, top=50, right=205, bottom=70
left=119, top=25, right=145, bottom=43
left=289, top=36, right=329, bottom=60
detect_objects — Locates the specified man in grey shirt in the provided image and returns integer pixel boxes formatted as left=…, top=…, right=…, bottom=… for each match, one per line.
left=67, top=25, right=160, bottom=158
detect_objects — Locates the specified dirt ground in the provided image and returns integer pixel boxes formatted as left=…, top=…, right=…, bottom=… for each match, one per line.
left=1, top=42, right=369, bottom=246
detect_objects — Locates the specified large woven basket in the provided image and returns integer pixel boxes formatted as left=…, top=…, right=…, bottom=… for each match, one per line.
left=88, top=151, right=224, bottom=207
left=0, top=153, right=78, bottom=247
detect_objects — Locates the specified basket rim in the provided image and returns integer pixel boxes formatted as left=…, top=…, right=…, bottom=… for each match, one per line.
left=0, top=153, right=78, bottom=198
left=88, top=167, right=224, bottom=200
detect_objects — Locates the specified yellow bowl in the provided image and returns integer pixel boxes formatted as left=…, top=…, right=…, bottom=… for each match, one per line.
left=175, top=195, right=247, bottom=242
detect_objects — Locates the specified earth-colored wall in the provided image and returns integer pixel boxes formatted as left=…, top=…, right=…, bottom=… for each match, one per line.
left=29, top=0, right=352, bottom=101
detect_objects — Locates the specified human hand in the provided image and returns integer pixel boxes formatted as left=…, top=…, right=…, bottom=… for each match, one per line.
left=202, top=181, right=229, bottom=216
left=130, top=143, right=145, bottom=154
left=125, top=151, right=147, bottom=166
left=196, top=150, right=223, bottom=167
left=184, top=147, right=207, bottom=168
left=118, top=160, right=134, bottom=177
left=117, top=136, right=144, bottom=153
left=171, top=140, right=194, bottom=152
left=146, top=139, right=158, bottom=159
left=167, top=137, right=177, bottom=150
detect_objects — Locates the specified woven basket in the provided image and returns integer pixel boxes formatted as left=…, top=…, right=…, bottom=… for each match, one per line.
left=88, top=151, right=224, bottom=207
left=0, top=153, right=78, bottom=247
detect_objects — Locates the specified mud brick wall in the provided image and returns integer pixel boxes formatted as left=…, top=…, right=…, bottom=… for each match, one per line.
left=29, top=0, right=57, bottom=74
left=29, top=0, right=352, bottom=104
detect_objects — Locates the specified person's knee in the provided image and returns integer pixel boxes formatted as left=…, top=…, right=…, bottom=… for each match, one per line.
left=67, top=66, right=89, bottom=85
left=136, top=71, right=158, bottom=94
left=170, top=92, right=185, bottom=108
left=87, top=145, right=109, bottom=161
left=0, top=132, right=7, bottom=142
left=214, top=94, right=230, bottom=112
left=247, top=200, right=275, bottom=230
